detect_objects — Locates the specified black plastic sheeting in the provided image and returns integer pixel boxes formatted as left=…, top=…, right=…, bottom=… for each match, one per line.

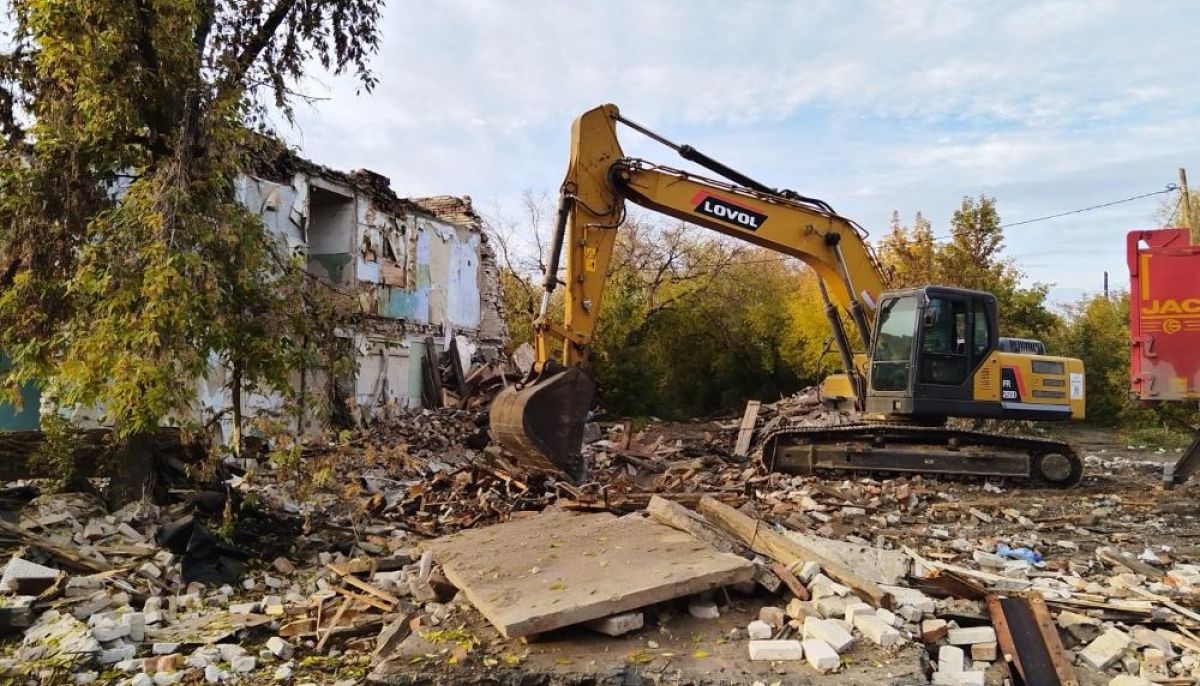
left=158, top=515, right=249, bottom=585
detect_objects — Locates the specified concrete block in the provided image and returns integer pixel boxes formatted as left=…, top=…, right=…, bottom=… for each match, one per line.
left=795, top=560, right=821, bottom=583
left=265, top=636, right=294, bottom=659
left=956, top=672, right=985, bottom=686
left=746, top=620, right=773, bottom=640
left=99, top=644, right=136, bottom=664
left=938, top=645, right=965, bottom=674
left=970, top=641, right=997, bottom=661
left=922, top=618, right=949, bottom=643
left=815, top=595, right=847, bottom=619
left=584, top=611, right=643, bottom=637
left=803, top=638, right=840, bottom=672
left=748, top=639, right=805, bottom=661
left=785, top=598, right=815, bottom=620
left=688, top=600, right=719, bottom=619
left=897, top=604, right=925, bottom=623
left=874, top=607, right=900, bottom=626
left=854, top=613, right=901, bottom=647
left=810, top=573, right=851, bottom=597
left=803, top=616, right=853, bottom=653
left=843, top=602, right=872, bottom=623
left=947, top=626, right=997, bottom=645
left=1080, top=628, right=1132, bottom=670
left=758, top=605, right=786, bottom=629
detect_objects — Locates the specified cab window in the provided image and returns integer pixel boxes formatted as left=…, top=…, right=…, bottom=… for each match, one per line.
left=919, top=296, right=969, bottom=385
left=870, top=296, right=918, bottom=391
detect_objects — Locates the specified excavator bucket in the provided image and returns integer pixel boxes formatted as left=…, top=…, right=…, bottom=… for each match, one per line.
left=489, top=366, right=595, bottom=483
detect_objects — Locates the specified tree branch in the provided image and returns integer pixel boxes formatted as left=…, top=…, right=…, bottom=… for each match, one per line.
left=218, top=0, right=298, bottom=100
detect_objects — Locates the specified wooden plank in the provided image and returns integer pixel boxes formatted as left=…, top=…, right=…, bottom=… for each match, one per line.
left=317, top=599, right=353, bottom=653
left=771, top=562, right=810, bottom=600
left=336, top=587, right=394, bottom=612
left=0, top=520, right=110, bottom=573
left=1096, top=547, right=1165, bottom=581
left=697, top=496, right=893, bottom=609
left=733, top=400, right=761, bottom=457
left=330, top=567, right=401, bottom=607
left=646, top=496, right=740, bottom=554
left=427, top=509, right=754, bottom=639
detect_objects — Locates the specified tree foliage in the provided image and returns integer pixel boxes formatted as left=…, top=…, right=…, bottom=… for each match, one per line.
left=0, top=1, right=381, bottom=454
left=878, top=195, right=1058, bottom=340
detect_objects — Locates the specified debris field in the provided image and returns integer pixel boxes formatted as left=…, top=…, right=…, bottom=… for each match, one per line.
left=3, top=389, right=1200, bottom=686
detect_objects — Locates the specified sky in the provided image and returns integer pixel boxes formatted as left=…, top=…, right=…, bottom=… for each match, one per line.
left=284, top=0, right=1200, bottom=306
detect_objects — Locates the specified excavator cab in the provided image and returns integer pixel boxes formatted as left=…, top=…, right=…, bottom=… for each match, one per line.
left=865, top=286, right=1083, bottom=425
left=866, top=286, right=997, bottom=420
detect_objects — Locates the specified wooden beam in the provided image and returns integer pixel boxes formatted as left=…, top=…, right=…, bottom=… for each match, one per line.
left=697, top=496, right=892, bottom=609
left=733, top=400, right=761, bottom=457
left=646, top=496, right=739, bottom=554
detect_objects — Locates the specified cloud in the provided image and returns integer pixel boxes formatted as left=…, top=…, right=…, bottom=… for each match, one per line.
left=282, top=0, right=1200, bottom=301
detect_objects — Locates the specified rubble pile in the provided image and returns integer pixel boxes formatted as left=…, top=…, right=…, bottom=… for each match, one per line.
left=0, top=387, right=1199, bottom=685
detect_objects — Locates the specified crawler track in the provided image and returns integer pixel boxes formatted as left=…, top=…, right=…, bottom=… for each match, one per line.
left=761, top=423, right=1083, bottom=488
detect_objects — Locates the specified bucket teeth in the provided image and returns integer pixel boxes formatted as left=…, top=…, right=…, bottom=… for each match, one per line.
left=489, top=367, right=595, bottom=483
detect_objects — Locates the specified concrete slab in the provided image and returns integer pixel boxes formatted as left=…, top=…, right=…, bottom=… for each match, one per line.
left=427, top=510, right=754, bottom=638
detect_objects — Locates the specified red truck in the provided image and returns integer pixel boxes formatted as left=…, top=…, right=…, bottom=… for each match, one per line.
left=1127, top=227, right=1200, bottom=483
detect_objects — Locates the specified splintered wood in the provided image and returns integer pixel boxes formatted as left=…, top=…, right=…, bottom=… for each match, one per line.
left=428, top=509, right=754, bottom=638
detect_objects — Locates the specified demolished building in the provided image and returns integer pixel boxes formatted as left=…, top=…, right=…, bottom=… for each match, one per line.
left=0, top=151, right=508, bottom=436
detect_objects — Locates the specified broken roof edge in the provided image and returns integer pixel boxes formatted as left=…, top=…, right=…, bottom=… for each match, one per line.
left=250, top=137, right=477, bottom=228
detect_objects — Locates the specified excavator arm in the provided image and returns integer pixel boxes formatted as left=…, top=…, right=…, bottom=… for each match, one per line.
left=541, top=104, right=886, bottom=367
left=491, top=104, right=890, bottom=481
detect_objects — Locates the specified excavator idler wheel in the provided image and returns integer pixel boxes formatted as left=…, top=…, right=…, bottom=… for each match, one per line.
left=489, top=366, right=596, bottom=484
left=1033, top=451, right=1083, bottom=488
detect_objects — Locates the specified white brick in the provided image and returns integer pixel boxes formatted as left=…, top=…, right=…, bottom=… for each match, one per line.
left=934, top=670, right=984, bottom=686
left=746, top=620, right=773, bottom=640
left=874, top=607, right=900, bottom=626
left=803, top=617, right=854, bottom=653
left=947, top=626, right=997, bottom=645
left=938, top=645, right=965, bottom=674
left=803, top=638, right=840, bottom=672
left=854, top=614, right=902, bottom=647
left=795, top=560, right=821, bottom=583
left=1080, top=628, right=1131, bottom=670
left=810, top=573, right=851, bottom=597
left=956, top=672, right=985, bottom=686
left=843, top=602, right=872, bottom=623
left=584, top=611, right=643, bottom=637
left=748, top=639, right=805, bottom=661
left=1109, top=676, right=1154, bottom=686
left=688, top=600, right=719, bottom=619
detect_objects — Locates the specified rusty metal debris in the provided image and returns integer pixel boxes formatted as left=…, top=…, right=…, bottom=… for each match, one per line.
left=988, top=592, right=1078, bottom=686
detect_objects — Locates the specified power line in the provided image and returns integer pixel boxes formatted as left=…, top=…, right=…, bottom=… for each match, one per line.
left=998, top=184, right=1178, bottom=229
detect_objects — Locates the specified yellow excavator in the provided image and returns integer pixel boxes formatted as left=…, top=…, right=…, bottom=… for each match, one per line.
left=491, top=104, right=1086, bottom=487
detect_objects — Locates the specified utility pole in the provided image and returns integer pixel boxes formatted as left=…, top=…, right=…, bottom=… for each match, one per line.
left=1103, top=270, right=1109, bottom=300
left=1181, top=167, right=1196, bottom=244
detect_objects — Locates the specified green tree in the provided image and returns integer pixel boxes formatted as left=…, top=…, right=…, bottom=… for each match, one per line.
left=878, top=196, right=1059, bottom=340
left=0, top=0, right=381, bottom=504
left=1051, top=293, right=1130, bottom=424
